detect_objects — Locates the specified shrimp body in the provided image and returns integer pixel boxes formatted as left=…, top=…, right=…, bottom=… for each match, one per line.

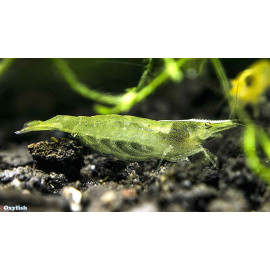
left=16, top=115, right=238, bottom=164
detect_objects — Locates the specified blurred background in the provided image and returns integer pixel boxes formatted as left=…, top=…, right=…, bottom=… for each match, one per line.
left=0, top=58, right=259, bottom=146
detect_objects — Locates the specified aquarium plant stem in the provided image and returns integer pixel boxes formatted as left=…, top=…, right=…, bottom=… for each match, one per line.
left=0, top=58, right=14, bottom=78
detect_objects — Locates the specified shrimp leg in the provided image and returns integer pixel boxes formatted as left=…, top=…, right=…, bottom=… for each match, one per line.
left=200, top=147, right=218, bottom=167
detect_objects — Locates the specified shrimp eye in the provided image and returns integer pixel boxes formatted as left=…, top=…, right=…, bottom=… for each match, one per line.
left=205, top=122, right=212, bottom=129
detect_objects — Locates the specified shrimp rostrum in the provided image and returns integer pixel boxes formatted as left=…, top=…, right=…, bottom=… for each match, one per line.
left=16, top=115, right=239, bottom=166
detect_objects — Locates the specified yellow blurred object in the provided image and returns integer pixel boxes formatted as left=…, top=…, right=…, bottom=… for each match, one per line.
left=230, top=59, right=270, bottom=105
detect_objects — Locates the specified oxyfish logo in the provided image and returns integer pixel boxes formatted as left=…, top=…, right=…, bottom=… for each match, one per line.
left=0, top=205, right=27, bottom=211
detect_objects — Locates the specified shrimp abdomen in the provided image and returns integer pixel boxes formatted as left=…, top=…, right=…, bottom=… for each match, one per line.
left=76, top=115, right=173, bottom=160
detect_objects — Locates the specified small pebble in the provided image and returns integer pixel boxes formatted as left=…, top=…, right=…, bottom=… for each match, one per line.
left=208, top=189, right=248, bottom=212
left=61, top=186, right=82, bottom=212
left=120, top=188, right=137, bottom=199
left=130, top=202, right=158, bottom=212
left=100, top=190, right=118, bottom=206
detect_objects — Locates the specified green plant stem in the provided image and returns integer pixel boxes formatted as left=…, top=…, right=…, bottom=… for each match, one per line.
left=136, top=58, right=153, bottom=91
left=53, top=58, right=188, bottom=114
left=0, top=58, right=14, bottom=77
left=210, top=58, right=232, bottom=103
left=257, top=129, right=270, bottom=158
left=243, top=124, right=270, bottom=182
left=53, top=58, right=122, bottom=105
left=134, top=58, right=187, bottom=105
left=95, top=58, right=188, bottom=114
left=163, top=58, right=183, bottom=82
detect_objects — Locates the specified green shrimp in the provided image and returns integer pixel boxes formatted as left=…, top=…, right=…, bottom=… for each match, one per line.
left=16, top=115, right=239, bottom=166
